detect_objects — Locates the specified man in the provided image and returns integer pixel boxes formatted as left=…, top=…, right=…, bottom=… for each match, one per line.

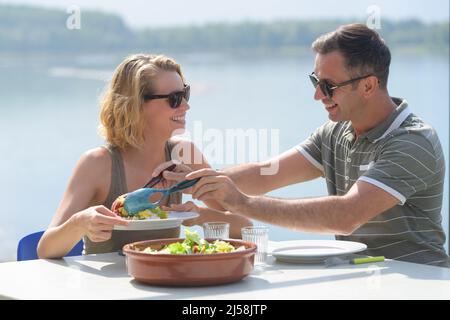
left=166, top=24, right=449, bottom=267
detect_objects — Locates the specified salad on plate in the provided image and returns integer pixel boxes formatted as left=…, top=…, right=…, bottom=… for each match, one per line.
left=111, top=194, right=168, bottom=220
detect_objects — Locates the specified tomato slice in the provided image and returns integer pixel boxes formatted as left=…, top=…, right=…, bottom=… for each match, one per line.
left=111, top=196, right=125, bottom=213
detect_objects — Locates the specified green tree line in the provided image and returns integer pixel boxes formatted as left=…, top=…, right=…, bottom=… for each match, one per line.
left=0, top=4, right=448, bottom=54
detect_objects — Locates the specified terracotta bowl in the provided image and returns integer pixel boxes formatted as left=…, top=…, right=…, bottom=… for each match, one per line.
left=123, top=238, right=257, bottom=286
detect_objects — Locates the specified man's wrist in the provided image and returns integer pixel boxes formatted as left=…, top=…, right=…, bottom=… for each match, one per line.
left=230, top=193, right=253, bottom=216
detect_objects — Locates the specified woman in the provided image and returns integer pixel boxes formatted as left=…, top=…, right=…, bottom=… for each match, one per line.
left=37, top=53, right=251, bottom=258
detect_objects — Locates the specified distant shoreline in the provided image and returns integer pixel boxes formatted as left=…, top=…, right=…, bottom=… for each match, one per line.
left=0, top=4, right=448, bottom=56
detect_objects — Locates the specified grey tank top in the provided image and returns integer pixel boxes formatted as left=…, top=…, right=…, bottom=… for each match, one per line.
left=83, top=140, right=182, bottom=254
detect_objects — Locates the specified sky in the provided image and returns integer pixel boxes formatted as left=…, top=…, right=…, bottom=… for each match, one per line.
left=1, top=0, right=449, bottom=28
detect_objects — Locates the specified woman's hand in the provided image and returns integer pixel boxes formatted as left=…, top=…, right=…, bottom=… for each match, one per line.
left=163, top=201, right=223, bottom=227
left=73, top=205, right=129, bottom=242
left=162, top=201, right=202, bottom=226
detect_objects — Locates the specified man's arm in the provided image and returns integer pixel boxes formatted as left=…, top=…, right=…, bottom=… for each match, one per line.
left=186, top=169, right=399, bottom=235
left=234, top=180, right=399, bottom=235
left=225, top=148, right=324, bottom=195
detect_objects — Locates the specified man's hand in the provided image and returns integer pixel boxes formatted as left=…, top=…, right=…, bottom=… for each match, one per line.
left=185, top=169, right=248, bottom=211
left=152, top=160, right=193, bottom=187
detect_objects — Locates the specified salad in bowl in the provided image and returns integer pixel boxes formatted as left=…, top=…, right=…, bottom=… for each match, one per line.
left=141, top=229, right=246, bottom=254
left=122, top=229, right=257, bottom=286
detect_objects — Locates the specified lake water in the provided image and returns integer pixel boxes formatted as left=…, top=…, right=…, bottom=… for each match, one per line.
left=0, top=52, right=448, bottom=262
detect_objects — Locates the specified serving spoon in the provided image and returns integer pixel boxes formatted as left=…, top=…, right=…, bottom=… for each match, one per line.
left=123, top=178, right=201, bottom=216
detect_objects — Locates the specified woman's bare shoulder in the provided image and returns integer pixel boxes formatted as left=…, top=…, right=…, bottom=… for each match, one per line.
left=69, top=147, right=112, bottom=204
left=83, top=146, right=110, bottom=163
left=76, top=147, right=111, bottom=176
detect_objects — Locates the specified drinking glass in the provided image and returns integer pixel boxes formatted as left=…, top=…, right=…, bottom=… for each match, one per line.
left=203, top=222, right=230, bottom=239
left=241, top=226, right=269, bottom=265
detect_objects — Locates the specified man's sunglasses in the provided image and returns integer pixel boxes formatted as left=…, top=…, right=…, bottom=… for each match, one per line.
left=309, top=72, right=373, bottom=99
left=143, top=84, right=190, bottom=109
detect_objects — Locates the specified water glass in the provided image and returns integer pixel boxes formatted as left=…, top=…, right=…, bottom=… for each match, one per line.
left=241, top=226, right=269, bottom=265
left=203, top=222, right=230, bottom=239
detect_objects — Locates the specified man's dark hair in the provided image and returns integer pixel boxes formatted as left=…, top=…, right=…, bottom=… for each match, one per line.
left=312, top=23, right=391, bottom=89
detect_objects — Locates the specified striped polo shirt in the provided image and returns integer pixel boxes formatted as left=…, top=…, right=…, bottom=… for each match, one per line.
left=296, top=97, right=449, bottom=267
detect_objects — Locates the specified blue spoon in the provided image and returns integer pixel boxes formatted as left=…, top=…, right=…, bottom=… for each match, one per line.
left=123, top=178, right=201, bottom=216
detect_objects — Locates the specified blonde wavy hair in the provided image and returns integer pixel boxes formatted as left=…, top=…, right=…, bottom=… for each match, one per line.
left=99, top=53, right=185, bottom=149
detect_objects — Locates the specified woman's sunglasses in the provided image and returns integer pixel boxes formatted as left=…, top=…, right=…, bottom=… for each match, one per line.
left=143, top=84, right=190, bottom=109
left=309, top=72, right=373, bottom=99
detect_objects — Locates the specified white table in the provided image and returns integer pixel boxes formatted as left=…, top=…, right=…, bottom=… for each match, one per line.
left=1, top=240, right=449, bottom=300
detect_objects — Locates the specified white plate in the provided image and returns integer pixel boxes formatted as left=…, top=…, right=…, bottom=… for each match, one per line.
left=114, top=211, right=199, bottom=231
left=271, top=240, right=367, bottom=264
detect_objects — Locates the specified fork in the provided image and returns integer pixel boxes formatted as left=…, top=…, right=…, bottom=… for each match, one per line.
left=142, top=164, right=177, bottom=188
